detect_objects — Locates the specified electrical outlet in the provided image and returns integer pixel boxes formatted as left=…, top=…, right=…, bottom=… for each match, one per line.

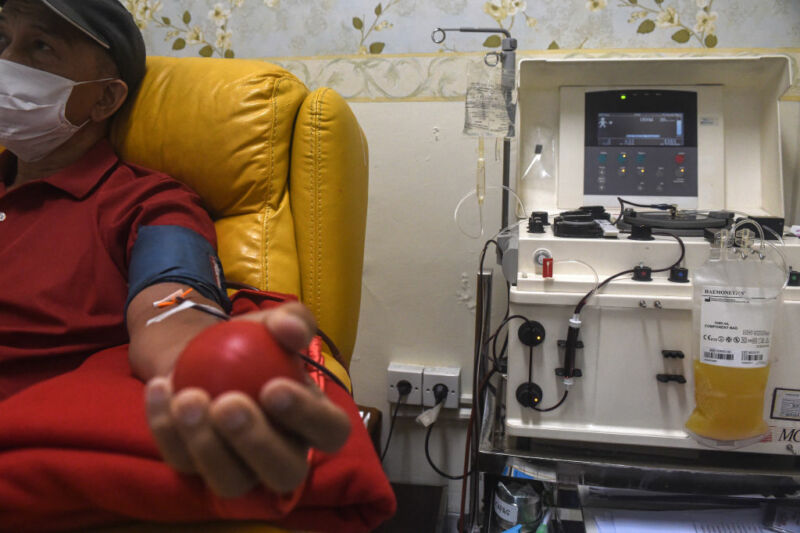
left=422, top=366, right=461, bottom=409
left=387, top=362, right=423, bottom=405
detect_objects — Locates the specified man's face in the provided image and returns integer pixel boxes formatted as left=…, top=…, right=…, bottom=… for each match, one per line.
left=0, top=0, right=118, bottom=125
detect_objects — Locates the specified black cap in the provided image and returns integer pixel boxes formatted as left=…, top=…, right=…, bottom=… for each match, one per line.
left=3, top=0, right=146, bottom=93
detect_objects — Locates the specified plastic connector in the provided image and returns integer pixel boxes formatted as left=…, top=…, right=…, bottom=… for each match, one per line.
left=432, top=383, right=449, bottom=405
left=396, top=379, right=412, bottom=398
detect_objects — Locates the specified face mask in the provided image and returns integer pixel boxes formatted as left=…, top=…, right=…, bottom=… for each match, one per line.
left=0, top=59, right=114, bottom=162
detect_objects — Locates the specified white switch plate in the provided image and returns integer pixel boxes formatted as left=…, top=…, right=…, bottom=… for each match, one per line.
left=422, top=366, right=461, bottom=409
left=387, top=362, right=423, bottom=405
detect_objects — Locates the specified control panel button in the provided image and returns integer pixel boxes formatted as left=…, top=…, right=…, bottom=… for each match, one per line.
left=675, top=167, right=686, bottom=178
left=618, top=152, right=628, bottom=164
left=598, top=153, right=608, bottom=164
left=636, top=153, right=646, bottom=164
left=617, top=167, right=627, bottom=177
left=675, top=153, right=685, bottom=164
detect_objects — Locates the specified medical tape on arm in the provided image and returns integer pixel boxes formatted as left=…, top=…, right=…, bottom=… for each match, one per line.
left=146, top=299, right=229, bottom=326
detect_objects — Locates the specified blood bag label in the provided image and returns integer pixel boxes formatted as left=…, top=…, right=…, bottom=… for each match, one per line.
left=493, top=494, right=518, bottom=523
left=700, top=286, right=771, bottom=368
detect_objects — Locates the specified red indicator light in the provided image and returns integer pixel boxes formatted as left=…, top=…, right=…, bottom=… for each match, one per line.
left=675, top=154, right=685, bottom=164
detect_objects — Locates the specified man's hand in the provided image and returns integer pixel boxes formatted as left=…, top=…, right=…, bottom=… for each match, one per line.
left=143, top=303, right=351, bottom=498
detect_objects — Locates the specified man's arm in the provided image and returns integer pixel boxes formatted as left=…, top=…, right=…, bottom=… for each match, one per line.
left=127, top=282, right=222, bottom=380
left=127, top=282, right=351, bottom=498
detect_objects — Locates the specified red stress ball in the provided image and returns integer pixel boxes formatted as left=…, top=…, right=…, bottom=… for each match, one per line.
left=172, top=320, right=307, bottom=400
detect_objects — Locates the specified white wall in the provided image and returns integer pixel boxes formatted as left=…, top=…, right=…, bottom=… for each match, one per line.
left=349, top=101, right=510, bottom=510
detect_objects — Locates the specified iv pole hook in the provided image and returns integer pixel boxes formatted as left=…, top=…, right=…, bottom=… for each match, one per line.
left=431, top=27, right=512, bottom=44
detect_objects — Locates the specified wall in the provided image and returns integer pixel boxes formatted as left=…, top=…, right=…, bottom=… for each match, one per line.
left=125, top=0, right=800, bottom=515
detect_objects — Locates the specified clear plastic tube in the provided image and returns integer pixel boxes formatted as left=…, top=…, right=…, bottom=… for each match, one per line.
left=728, top=215, right=790, bottom=291
left=725, top=211, right=788, bottom=248
left=454, top=185, right=527, bottom=239
left=476, top=137, right=485, bottom=206
left=552, top=259, right=600, bottom=295
left=762, top=240, right=790, bottom=292
left=762, top=225, right=785, bottom=246
left=730, top=217, right=765, bottom=249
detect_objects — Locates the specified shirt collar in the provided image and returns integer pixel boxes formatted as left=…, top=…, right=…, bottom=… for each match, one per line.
left=0, top=140, right=120, bottom=200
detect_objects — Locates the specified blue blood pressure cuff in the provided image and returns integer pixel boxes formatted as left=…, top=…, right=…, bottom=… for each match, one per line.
left=126, top=225, right=231, bottom=313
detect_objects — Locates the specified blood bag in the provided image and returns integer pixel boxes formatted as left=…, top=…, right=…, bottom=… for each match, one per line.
left=686, top=228, right=786, bottom=448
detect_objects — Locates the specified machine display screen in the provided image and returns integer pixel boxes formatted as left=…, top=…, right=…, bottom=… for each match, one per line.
left=596, top=112, right=684, bottom=147
left=583, top=89, right=698, bottom=199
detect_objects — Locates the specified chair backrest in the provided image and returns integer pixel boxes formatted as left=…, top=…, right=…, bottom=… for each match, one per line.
left=111, top=56, right=368, bottom=367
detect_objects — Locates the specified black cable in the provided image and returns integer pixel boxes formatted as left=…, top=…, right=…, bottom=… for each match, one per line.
left=487, top=314, right=530, bottom=345
left=613, top=196, right=677, bottom=224
left=492, top=333, right=508, bottom=369
left=425, top=422, right=471, bottom=480
left=651, top=231, right=686, bottom=272
left=574, top=268, right=635, bottom=315
left=297, top=353, right=352, bottom=396
left=490, top=314, right=529, bottom=367
left=211, top=287, right=354, bottom=397
left=533, top=390, right=569, bottom=412
left=528, top=345, right=533, bottom=383
left=380, top=395, right=405, bottom=462
left=573, top=231, right=685, bottom=315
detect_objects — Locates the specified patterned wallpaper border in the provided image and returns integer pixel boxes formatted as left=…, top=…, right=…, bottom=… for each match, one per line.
left=261, top=48, right=800, bottom=103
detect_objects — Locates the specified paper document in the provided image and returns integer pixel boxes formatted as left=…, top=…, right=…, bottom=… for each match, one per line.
left=584, top=507, right=770, bottom=533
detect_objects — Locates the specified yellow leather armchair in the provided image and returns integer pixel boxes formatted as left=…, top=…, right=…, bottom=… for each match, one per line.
left=110, top=56, right=368, bottom=385
left=102, top=56, right=369, bottom=531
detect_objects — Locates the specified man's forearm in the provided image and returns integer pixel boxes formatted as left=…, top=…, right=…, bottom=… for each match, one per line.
left=127, top=282, right=224, bottom=381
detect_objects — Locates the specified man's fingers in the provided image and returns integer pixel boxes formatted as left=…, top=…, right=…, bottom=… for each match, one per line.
left=145, top=377, right=196, bottom=474
left=259, top=379, right=351, bottom=454
left=170, top=388, right=258, bottom=499
left=210, top=392, right=310, bottom=494
left=233, top=302, right=316, bottom=353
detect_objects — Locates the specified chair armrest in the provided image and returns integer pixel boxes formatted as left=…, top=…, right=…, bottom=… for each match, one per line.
left=290, top=88, right=369, bottom=369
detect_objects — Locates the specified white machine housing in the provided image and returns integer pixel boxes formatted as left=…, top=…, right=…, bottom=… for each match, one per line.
left=506, top=55, right=800, bottom=454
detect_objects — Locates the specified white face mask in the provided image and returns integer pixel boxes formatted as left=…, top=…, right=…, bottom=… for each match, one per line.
left=0, top=59, right=114, bottom=162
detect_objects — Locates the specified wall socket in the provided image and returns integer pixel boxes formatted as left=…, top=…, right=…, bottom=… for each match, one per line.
left=422, top=366, right=461, bottom=409
left=387, top=362, right=423, bottom=405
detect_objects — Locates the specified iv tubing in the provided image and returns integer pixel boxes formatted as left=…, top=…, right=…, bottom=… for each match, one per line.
left=476, top=137, right=485, bottom=205
left=552, top=259, right=600, bottom=295
left=761, top=240, right=790, bottom=292
left=724, top=213, right=789, bottom=290
left=730, top=218, right=766, bottom=250
left=454, top=185, right=527, bottom=239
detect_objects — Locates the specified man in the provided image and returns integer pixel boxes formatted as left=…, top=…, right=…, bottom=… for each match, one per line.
left=0, top=0, right=350, bottom=500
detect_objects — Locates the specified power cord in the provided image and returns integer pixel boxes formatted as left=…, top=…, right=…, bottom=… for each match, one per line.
left=381, top=379, right=411, bottom=462
left=424, top=384, right=471, bottom=480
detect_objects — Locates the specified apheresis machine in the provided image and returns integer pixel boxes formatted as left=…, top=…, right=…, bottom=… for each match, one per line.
left=504, top=55, right=800, bottom=456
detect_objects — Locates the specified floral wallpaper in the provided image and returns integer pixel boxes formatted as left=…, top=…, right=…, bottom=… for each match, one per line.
left=117, top=0, right=800, bottom=100
left=0, top=2, right=791, bottom=102
left=124, top=0, right=798, bottom=59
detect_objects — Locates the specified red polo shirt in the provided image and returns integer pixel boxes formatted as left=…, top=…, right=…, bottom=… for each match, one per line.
left=0, top=140, right=216, bottom=400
